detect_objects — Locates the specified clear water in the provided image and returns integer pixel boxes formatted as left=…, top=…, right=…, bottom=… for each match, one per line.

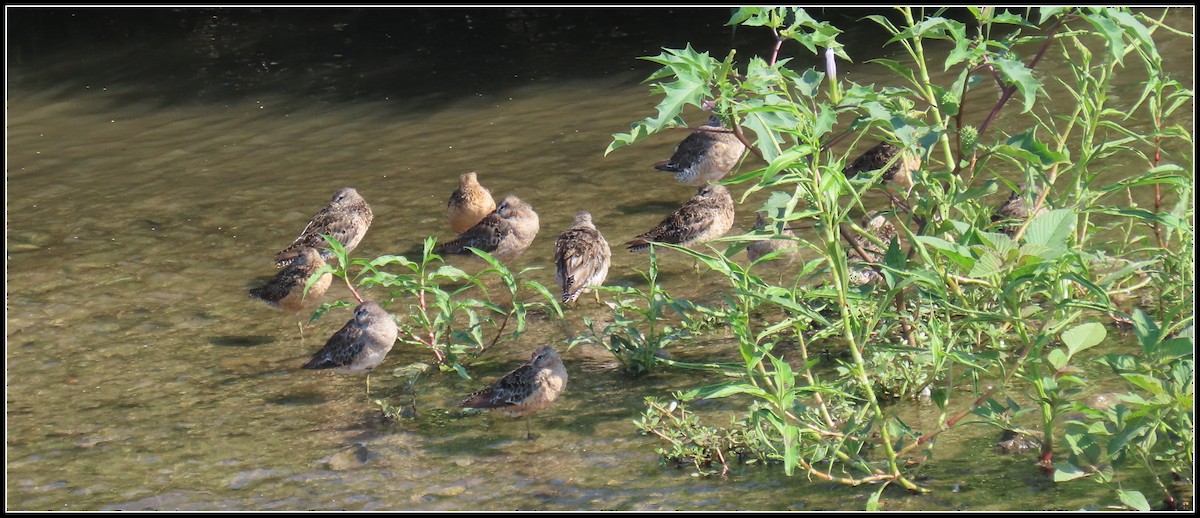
left=6, top=7, right=1193, bottom=511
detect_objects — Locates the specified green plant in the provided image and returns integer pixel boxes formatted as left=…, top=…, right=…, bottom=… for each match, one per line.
left=606, top=6, right=1192, bottom=505
left=313, top=235, right=562, bottom=379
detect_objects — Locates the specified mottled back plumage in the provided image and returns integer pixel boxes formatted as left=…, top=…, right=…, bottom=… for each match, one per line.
left=274, top=187, right=373, bottom=268
left=301, top=301, right=398, bottom=374
left=249, top=246, right=333, bottom=311
left=654, top=115, right=746, bottom=186
left=554, top=211, right=612, bottom=303
left=842, top=141, right=920, bottom=194
left=846, top=211, right=902, bottom=286
left=627, top=184, right=735, bottom=252
left=746, top=211, right=798, bottom=264
left=447, top=171, right=497, bottom=234
left=460, top=345, right=568, bottom=419
left=991, top=183, right=1048, bottom=236
left=435, top=194, right=540, bottom=262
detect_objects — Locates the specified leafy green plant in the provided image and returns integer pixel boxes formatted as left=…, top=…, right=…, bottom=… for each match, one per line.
left=313, top=235, right=562, bottom=379
left=606, top=6, right=1192, bottom=505
left=568, top=247, right=712, bottom=376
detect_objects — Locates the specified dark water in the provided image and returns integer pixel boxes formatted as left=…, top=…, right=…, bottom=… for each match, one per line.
left=6, top=7, right=1193, bottom=511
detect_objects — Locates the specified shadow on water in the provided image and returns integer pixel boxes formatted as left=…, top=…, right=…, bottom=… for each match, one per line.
left=7, top=7, right=942, bottom=115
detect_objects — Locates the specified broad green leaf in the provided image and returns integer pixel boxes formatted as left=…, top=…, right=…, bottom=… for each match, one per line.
left=991, top=56, right=1042, bottom=113
left=1023, top=208, right=1076, bottom=248
left=1053, top=463, right=1090, bottom=482
left=1117, top=490, right=1151, bottom=511
left=1061, top=322, right=1106, bottom=357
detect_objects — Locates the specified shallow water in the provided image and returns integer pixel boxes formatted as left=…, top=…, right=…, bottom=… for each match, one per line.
left=6, top=7, right=1193, bottom=511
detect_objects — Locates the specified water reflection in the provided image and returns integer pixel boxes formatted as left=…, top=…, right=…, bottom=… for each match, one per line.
left=7, top=7, right=1193, bottom=511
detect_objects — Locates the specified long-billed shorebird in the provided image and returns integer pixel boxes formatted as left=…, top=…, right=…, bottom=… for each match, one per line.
left=842, top=141, right=921, bottom=196
left=301, top=301, right=398, bottom=393
left=447, top=171, right=496, bottom=234
left=991, top=183, right=1048, bottom=236
left=249, top=246, right=333, bottom=312
left=435, top=194, right=540, bottom=263
left=746, top=211, right=798, bottom=265
left=626, top=184, right=735, bottom=253
left=459, top=344, right=568, bottom=440
left=274, top=187, right=373, bottom=268
left=846, top=211, right=901, bottom=286
left=654, top=114, right=747, bottom=186
left=554, top=211, right=612, bottom=305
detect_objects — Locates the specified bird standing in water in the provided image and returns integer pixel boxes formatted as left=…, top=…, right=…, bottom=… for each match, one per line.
left=626, top=184, right=735, bottom=253
left=301, top=301, right=398, bottom=394
left=435, top=194, right=540, bottom=263
left=250, top=246, right=333, bottom=312
left=554, top=211, right=612, bottom=305
left=991, top=183, right=1048, bottom=237
left=274, top=187, right=373, bottom=268
left=460, top=345, right=568, bottom=440
left=845, top=211, right=902, bottom=286
left=746, top=211, right=798, bottom=265
left=842, top=141, right=921, bottom=196
left=654, top=114, right=747, bottom=186
left=446, top=171, right=496, bottom=234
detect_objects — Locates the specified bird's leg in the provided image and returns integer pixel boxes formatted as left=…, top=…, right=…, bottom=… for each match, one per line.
left=365, top=373, right=372, bottom=396
left=593, top=289, right=601, bottom=304
left=525, top=418, right=534, bottom=441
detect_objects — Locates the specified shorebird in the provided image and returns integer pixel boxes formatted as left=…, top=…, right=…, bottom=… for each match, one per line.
left=274, top=187, right=373, bottom=268
left=846, top=211, right=901, bottom=286
left=654, top=114, right=747, bottom=186
left=554, top=211, right=612, bottom=305
left=301, top=301, right=398, bottom=394
left=626, top=184, right=735, bottom=253
left=842, top=141, right=921, bottom=196
left=991, top=183, right=1048, bottom=236
left=435, top=194, right=540, bottom=263
left=746, top=211, right=798, bottom=265
left=446, top=171, right=496, bottom=234
left=249, top=246, right=333, bottom=312
left=459, top=344, right=568, bottom=440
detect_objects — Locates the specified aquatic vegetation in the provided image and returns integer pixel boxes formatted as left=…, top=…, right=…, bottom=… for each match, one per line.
left=608, top=6, right=1193, bottom=510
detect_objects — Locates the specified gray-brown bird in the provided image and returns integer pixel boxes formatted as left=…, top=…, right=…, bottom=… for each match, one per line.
left=554, top=211, right=612, bottom=304
left=846, top=211, right=902, bottom=286
left=447, top=171, right=497, bottom=234
left=991, top=183, right=1048, bottom=236
left=843, top=141, right=921, bottom=195
left=301, top=301, right=398, bottom=393
left=627, top=184, right=735, bottom=252
left=435, top=194, right=540, bottom=263
left=654, top=114, right=747, bottom=186
left=249, top=246, right=333, bottom=312
left=459, top=344, right=568, bottom=439
left=746, top=211, right=798, bottom=265
left=274, top=187, right=373, bottom=268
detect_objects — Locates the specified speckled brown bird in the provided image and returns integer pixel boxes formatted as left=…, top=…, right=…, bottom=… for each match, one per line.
left=843, top=141, right=921, bottom=195
left=446, top=171, right=497, bottom=234
left=301, top=301, right=398, bottom=393
left=554, top=211, right=612, bottom=304
left=654, top=114, right=747, bottom=186
left=435, top=194, right=540, bottom=263
left=746, top=211, right=798, bottom=265
left=991, top=183, right=1048, bottom=236
left=627, top=184, right=735, bottom=252
left=274, top=187, right=373, bottom=268
left=460, top=344, right=568, bottom=439
left=846, top=211, right=902, bottom=286
left=249, top=246, right=333, bottom=311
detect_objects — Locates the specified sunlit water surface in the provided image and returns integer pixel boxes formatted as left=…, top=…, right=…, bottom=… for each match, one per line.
left=6, top=8, right=1193, bottom=511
